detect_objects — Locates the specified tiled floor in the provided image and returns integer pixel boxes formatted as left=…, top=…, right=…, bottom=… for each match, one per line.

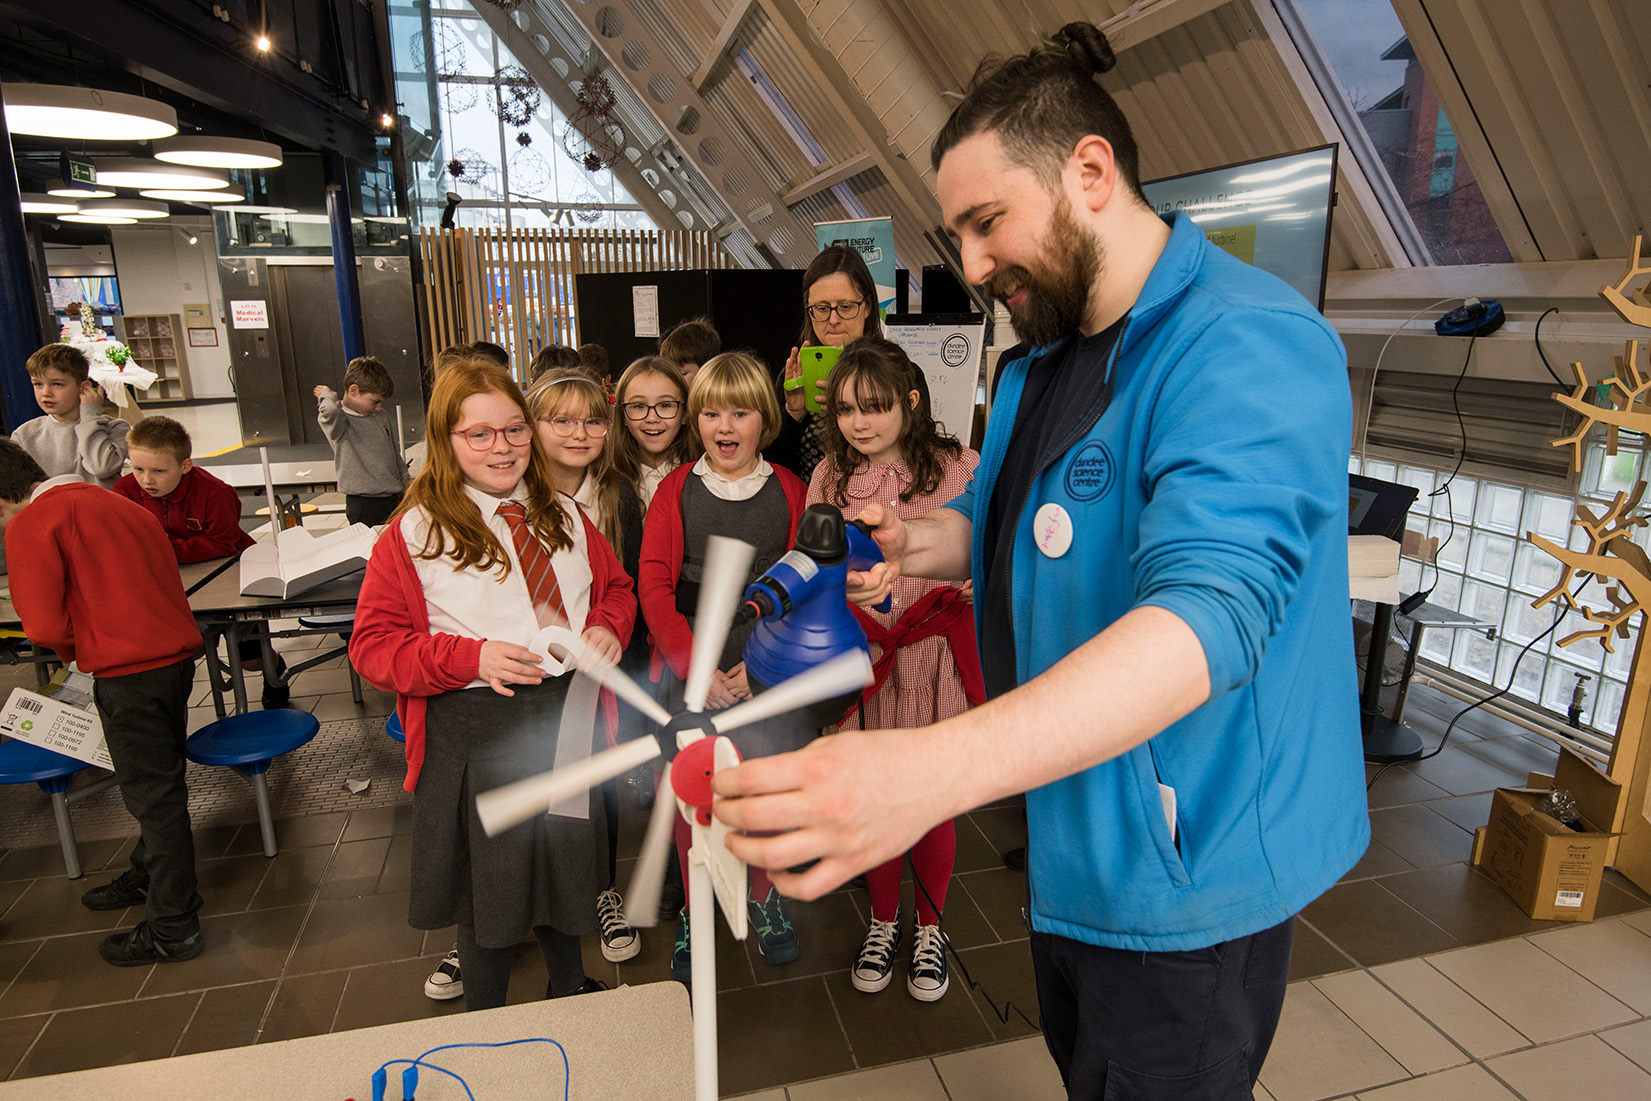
left=2, top=401, right=1648, bottom=1098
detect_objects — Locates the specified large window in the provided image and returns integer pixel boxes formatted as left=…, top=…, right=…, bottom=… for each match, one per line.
left=1352, top=441, right=1641, bottom=739
left=1282, top=1, right=1510, bottom=265
left=387, top=3, right=656, bottom=233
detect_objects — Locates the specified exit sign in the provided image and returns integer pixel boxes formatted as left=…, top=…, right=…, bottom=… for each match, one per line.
left=60, top=153, right=95, bottom=187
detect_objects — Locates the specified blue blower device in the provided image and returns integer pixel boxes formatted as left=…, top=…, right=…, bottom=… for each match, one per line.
left=739, top=504, right=889, bottom=688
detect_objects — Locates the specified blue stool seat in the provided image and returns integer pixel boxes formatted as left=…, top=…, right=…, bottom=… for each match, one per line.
left=186, top=711, right=319, bottom=857
left=0, top=740, right=108, bottom=879
left=297, top=613, right=355, bottom=636
left=385, top=712, right=404, bottom=742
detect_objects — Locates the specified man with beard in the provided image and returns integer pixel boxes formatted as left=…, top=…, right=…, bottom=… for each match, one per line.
left=715, top=20, right=1367, bottom=1097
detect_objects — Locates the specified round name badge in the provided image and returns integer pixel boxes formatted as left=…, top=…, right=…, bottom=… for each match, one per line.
left=1033, top=503, right=1073, bottom=558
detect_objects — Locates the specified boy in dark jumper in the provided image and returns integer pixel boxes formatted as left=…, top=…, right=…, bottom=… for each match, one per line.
left=113, top=416, right=255, bottom=563
left=0, top=438, right=205, bottom=965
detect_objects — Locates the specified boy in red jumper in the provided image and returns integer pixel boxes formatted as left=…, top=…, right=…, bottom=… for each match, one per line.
left=113, top=416, right=255, bottom=563
left=0, top=438, right=206, bottom=966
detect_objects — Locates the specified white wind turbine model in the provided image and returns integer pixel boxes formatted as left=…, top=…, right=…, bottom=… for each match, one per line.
left=474, top=535, right=872, bottom=1101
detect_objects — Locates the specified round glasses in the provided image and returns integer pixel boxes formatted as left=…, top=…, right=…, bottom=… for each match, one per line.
left=452, top=422, right=533, bottom=450
left=806, top=299, right=864, bottom=322
left=620, top=399, right=683, bottom=421
left=540, top=415, right=610, bottom=437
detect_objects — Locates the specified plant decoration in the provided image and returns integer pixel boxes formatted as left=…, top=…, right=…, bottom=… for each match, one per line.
left=105, top=345, right=131, bottom=368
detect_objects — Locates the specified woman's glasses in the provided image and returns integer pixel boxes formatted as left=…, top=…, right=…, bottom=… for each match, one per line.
left=620, top=399, right=684, bottom=421
left=806, top=299, right=864, bottom=322
left=452, top=423, right=533, bottom=450
left=540, top=416, right=611, bottom=437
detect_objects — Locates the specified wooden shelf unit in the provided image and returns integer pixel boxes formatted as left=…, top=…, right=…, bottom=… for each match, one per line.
left=118, top=313, right=193, bottom=402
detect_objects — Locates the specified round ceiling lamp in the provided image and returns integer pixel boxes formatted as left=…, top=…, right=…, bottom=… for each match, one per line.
left=141, top=184, right=247, bottom=203
left=91, top=159, right=228, bottom=190
left=219, top=204, right=298, bottom=214
left=153, top=136, right=282, bottom=169
left=48, top=186, right=115, bottom=198
left=79, top=197, right=170, bottom=220
left=1, top=83, right=177, bottom=141
left=61, top=213, right=137, bottom=224
left=19, top=193, right=80, bottom=214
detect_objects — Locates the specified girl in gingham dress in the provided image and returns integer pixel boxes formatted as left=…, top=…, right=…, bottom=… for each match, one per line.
left=805, top=336, right=983, bottom=1003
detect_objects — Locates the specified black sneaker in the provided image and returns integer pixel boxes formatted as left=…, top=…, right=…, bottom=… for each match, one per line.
left=81, top=873, right=148, bottom=912
left=851, top=917, right=901, bottom=993
left=907, top=923, right=949, bottom=1002
left=596, top=888, right=640, bottom=962
left=548, top=976, right=609, bottom=998
left=747, top=888, right=799, bottom=965
left=260, top=654, right=291, bottom=709
left=99, top=922, right=204, bottom=966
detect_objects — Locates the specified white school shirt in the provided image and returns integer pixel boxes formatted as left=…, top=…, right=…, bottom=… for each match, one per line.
left=636, top=460, right=677, bottom=509
left=688, top=456, right=773, bottom=502
left=401, top=483, right=592, bottom=687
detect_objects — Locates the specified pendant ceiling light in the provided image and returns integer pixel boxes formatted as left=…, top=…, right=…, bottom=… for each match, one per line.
left=91, top=159, right=228, bottom=191
left=79, top=197, right=170, bottom=220
left=153, top=136, right=282, bottom=169
left=19, top=193, right=81, bottom=214
left=48, top=187, right=115, bottom=198
left=61, top=213, right=137, bottom=224
left=218, top=204, right=297, bottom=214
left=141, top=184, right=247, bottom=203
left=1, top=83, right=177, bottom=141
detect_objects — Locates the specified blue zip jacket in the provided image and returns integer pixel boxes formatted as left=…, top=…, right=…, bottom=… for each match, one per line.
left=946, top=213, right=1368, bottom=951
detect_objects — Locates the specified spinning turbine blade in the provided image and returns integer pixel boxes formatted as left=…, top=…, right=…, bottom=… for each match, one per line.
left=530, top=622, right=674, bottom=727
left=476, top=737, right=662, bottom=836
left=711, top=650, right=872, bottom=734
left=623, top=774, right=681, bottom=927
left=682, top=536, right=755, bottom=713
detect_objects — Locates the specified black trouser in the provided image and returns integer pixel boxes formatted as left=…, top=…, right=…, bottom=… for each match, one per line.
left=93, top=657, right=203, bottom=941
left=346, top=492, right=403, bottom=527
left=1030, top=918, right=1294, bottom=1100
left=456, top=922, right=585, bottom=1011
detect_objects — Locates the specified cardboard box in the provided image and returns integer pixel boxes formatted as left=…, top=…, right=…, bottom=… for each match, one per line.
left=1472, top=747, right=1621, bottom=922
left=0, top=672, right=111, bottom=771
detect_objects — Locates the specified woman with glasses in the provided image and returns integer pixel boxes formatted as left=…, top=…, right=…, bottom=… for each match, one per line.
left=773, top=245, right=885, bottom=483
left=350, top=356, right=635, bottom=1012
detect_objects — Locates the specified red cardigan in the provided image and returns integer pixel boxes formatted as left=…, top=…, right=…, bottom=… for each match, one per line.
left=637, top=463, right=806, bottom=680
left=113, top=466, right=255, bottom=564
left=349, top=505, right=637, bottom=792
left=5, top=482, right=202, bottom=677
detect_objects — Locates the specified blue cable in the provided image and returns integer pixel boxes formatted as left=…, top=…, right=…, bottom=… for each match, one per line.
left=372, top=1037, right=571, bottom=1101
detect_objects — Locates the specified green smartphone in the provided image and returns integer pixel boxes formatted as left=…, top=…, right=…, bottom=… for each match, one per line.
left=795, top=345, right=841, bottom=414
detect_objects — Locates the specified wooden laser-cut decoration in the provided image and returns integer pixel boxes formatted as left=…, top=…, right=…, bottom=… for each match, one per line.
left=1528, top=235, right=1651, bottom=896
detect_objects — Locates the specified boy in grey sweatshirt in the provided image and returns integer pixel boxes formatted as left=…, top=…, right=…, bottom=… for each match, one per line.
left=314, top=356, right=408, bottom=526
left=13, top=343, right=130, bottom=490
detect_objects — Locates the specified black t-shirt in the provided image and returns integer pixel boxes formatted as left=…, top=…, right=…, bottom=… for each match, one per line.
left=979, top=320, right=1126, bottom=697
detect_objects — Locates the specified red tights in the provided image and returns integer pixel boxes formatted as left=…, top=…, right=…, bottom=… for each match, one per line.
left=866, top=819, right=955, bottom=925
left=674, top=809, right=773, bottom=906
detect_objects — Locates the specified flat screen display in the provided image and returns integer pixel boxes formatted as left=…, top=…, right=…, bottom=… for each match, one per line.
left=1140, top=144, right=1337, bottom=312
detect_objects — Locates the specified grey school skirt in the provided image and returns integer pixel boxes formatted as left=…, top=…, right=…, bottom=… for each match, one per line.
left=409, top=676, right=607, bottom=949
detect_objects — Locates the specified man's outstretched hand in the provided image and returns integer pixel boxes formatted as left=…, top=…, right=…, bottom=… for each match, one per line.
left=712, top=728, right=944, bottom=900
left=847, top=503, right=906, bottom=607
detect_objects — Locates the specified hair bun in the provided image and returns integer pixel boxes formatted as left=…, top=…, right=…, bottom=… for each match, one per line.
left=1054, top=22, right=1116, bottom=76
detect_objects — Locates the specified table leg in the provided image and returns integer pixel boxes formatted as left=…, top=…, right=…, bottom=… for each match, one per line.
left=1394, top=621, right=1426, bottom=724
left=225, top=620, right=249, bottom=714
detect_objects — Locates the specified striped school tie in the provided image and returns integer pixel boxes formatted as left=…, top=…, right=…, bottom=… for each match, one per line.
left=496, top=500, right=568, bottom=628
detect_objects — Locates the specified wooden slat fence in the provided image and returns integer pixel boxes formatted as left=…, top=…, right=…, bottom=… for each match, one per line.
left=418, top=227, right=731, bottom=378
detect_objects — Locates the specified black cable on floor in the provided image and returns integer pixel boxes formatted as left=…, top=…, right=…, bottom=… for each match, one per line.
left=909, top=857, right=1043, bottom=1034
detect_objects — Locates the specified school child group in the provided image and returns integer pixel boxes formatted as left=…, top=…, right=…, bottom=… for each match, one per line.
left=0, top=246, right=982, bottom=1011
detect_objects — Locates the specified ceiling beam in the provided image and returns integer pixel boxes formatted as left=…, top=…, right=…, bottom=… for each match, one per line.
left=691, top=0, right=760, bottom=94
left=1103, top=0, right=1238, bottom=52
left=781, top=152, right=874, bottom=205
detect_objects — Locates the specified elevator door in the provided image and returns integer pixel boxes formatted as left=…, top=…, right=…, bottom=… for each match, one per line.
left=270, top=265, right=348, bottom=448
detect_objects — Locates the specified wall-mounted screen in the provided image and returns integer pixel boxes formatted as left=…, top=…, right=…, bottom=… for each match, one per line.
left=1140, top=144, right=1337, bottom=312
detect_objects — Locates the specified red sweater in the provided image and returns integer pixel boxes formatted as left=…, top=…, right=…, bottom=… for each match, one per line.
left=113, top=466, right=255, bottom=564
left=637, top=463, right=806, bottom=680
left=349, top=506, right=637, bottom=792
left=5, top=482, right=202, bottom=677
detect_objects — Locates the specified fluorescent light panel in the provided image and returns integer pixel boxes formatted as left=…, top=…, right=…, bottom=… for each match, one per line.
left=19, top=193, right=80, bottom=214
left=153, top=136, right=282, bottom=169
left=1, top=83, right=177, bottom=141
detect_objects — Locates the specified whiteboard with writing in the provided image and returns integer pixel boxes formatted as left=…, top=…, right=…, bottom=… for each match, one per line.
left=883, top=316, right=986, bottom=444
